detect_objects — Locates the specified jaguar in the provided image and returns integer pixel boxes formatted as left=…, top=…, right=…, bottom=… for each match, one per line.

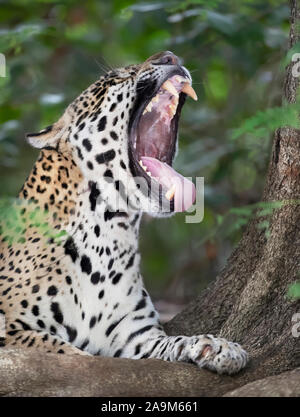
left=0, top=51, right=248, bottom=374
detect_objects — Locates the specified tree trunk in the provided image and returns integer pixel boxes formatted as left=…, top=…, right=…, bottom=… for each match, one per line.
left=166, top=0, right=300, bottom=383
left=0, top=0, right=299, bottom=398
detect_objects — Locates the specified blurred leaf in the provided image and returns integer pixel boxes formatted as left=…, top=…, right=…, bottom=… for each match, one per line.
left=128, top=2, right=172, bottom=12
left=204, top=60, right=231, bottom=103
left=264, top=27, right=287, bottom=48
left=230, top=160, right=257, bottom=192
left=232, top=104, right=300, bottom=140
left=287, top=282, right=300, bottom=300
left=169, top=0, right=222, bottom=13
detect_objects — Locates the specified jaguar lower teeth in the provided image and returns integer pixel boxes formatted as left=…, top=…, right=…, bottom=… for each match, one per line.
left=165, top=184, right=176, bottom=201
left=175, top=75, right=186, bottom=83
left=169, top=103, right=177, bottom=117
left=139, top=160, right=147, bottom=170
left=139, top=160, right=153, bottom=177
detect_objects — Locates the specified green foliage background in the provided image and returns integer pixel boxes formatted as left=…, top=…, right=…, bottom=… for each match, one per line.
left=0, top=0, right=296, bottom=302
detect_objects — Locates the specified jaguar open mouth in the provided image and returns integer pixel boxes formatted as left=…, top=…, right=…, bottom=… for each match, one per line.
left=128, top=73, right=197, bottom=212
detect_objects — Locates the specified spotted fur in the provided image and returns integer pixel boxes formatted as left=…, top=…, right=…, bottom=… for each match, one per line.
left=0, top=52, right=248, bottom=374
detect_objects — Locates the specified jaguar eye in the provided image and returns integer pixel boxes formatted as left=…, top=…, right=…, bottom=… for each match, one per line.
left=151, top=52, right=179, bottom=66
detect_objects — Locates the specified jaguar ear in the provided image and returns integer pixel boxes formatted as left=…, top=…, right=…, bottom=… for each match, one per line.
left=26, top=113, right=69, bottom=149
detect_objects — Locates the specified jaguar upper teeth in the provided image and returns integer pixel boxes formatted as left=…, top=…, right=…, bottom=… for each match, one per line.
left=175, top=75, right=186, bottom=83
left=142, top=94, right=160, bottom=115
left=142, top=76, right=197, bottom=117
left=181, top=82, right=198, bottom=101
left=139, top=160, right=152, bottom=176
left=143, top=101, right=153, bottom=115
left=175, top=75, right=198, bottom=101
left=139, top=160, right=147, bottom=170
left=162, top=80, right=178, bottom=97
left=168, top=103, right=177, bottom=117
left=172, top=95, right=179, bottom=106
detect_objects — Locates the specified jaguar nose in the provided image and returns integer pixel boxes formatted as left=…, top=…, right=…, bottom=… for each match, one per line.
left=150, top=51, right=181, bottom=66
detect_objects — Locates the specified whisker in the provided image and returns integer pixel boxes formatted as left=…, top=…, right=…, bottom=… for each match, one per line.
left=98, top=55, right=114, bottom=72
left=94, top=58, right=110, bottom=75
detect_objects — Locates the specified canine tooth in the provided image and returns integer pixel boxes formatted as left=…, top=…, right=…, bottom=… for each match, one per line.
left=181, top=83, right=198, bottom=101
left=165, top=184, right=176, bottom=201
left=162, top=80, right=178, bottom=97
left=152, top=95, right=159, bottom=103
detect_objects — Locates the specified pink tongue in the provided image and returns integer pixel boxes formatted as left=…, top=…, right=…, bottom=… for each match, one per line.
left=141, top=156, right=196, bottom=212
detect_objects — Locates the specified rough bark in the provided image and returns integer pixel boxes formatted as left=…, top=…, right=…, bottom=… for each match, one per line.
left=0, top=349, right=245, bottom=397
left=0, top=1, right=300, bottom=398
left=224, top=368, right=300, bottom=397
left=165, top=0, right=300, bottom=384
